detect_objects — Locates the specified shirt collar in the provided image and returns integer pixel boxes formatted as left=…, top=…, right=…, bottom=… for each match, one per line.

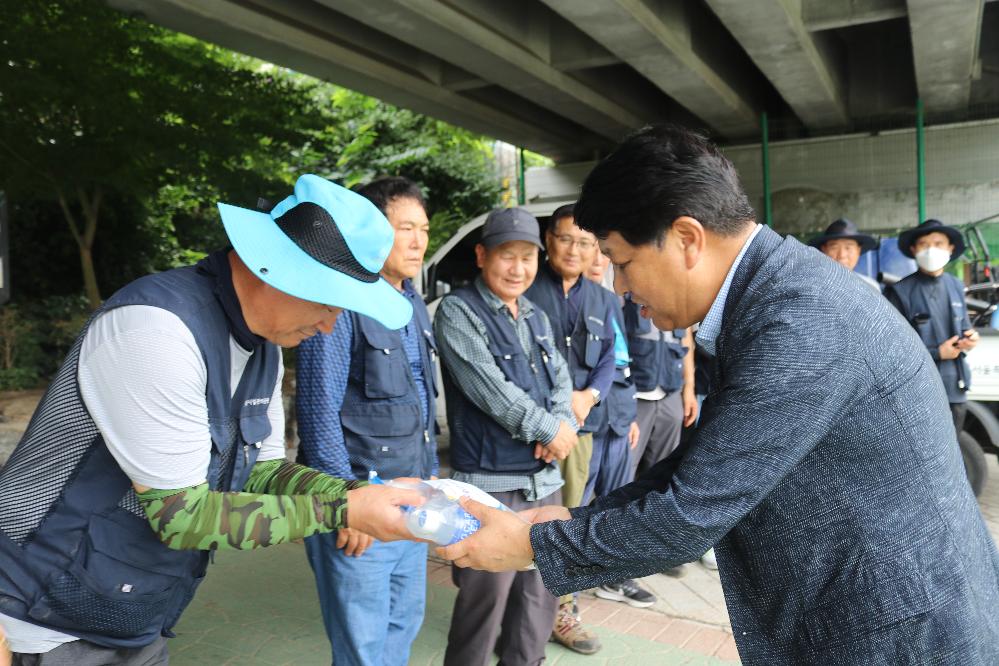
left=695, top=224, right=763, bottom=357
left=197, top=249, right=266, bottom=351
left=475, top=275, right=534, bottom=318
left=541, top=259, right=582, bottom=297
left=400, top=278, right=418, bottom=300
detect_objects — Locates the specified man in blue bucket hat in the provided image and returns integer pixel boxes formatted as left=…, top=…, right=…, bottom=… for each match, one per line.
left=0, top=174, right=426, bottom=664
left=296, top=177, right=440, bottom=666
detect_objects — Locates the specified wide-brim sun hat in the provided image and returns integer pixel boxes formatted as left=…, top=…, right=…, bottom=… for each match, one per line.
left=897, top=218, right=965, bottom=260
left=218, top=173, right=412, bottom=330
left=808, top=217, right=878, bottom=253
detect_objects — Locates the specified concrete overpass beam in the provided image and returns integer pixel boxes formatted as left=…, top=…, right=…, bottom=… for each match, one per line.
left=540, top=0, right=758, bottom=138
left=323, top=0, right=646, bottom=140
left=802, top=0, right=907, bottom=32
left=906, top=0, right=984, bottom=113
left=107, top=0, right=595, bottom=159
left=705, top=0, right=849, bottom=129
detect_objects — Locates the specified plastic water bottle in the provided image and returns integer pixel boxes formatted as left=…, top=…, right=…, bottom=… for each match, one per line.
left=403, top=490, right=482, bottom=546
left=367, top=472, right=483, bottom=545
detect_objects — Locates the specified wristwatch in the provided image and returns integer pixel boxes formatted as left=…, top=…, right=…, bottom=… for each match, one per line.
left=589, top=387, right=601, bottom=404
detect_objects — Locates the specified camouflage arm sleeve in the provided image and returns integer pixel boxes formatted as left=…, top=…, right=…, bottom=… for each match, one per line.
left=137, top=461, right=364, bottom=550
left=241, top=459, right=366, bottom=497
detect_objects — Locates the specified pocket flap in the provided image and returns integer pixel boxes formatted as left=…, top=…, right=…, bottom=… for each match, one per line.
left=89, top=513, right=195, bottom=577
left=359, top=316, right=402, bottom=352
left=422, top=328, right=438, bottom=354
left=800, top=572, right=933, bottom=647
left=341, top=403, right=420, bottom=437
left=240, top=412, right=272, bottom=444
left=584, top=315, right=607, bottom=339
left=488, top=338, right=525, bottom=362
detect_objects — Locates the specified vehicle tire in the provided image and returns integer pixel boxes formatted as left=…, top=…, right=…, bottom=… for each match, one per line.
left=959, top=431, right=988, bottom=497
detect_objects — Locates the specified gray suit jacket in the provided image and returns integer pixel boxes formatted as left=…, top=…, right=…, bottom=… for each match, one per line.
left=530, top=226, right=999, bottom=665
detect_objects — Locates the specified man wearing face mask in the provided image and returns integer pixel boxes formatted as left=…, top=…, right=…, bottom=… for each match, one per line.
left=886, top=219, right=979, bottom=435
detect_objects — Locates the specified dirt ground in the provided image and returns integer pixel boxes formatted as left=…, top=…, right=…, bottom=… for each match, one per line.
left=0, top=389, right=43, bottom=466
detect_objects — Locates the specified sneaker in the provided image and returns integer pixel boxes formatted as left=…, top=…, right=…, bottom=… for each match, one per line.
left=700, top=548, right=718, bottom=570
left=551, top=602, right=602, bottom=654
left=661, top=564, right=687, bottom=578
left=594, top=579, right=656, bottom=608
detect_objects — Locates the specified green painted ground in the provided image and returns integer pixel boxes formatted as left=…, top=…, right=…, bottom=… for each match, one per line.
left=169, top=542, right=733, bottom=665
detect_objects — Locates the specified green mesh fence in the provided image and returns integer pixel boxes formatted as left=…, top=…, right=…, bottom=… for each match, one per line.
left=721, top=105, right=999, bottom=281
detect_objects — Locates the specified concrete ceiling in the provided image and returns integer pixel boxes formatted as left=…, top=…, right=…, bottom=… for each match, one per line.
left=107, top=0, right=999, bottom=161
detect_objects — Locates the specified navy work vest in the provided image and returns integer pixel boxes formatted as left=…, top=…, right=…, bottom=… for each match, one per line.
left=525, top=266, right=610, bottom=433
left=0, top=262, right=280, bottom=648
left=891, top=272, right=971, bottom=399
left=341, top=288, right=438, bottom=480
left=441, top=286, right=558, bottom=474
left=622, top=298, right=687, bottom=394
left=600, top=290, right=637, bottom=438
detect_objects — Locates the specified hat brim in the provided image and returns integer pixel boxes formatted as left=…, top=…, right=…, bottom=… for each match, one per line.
left=481, top=231, right=544, bottom=249
left=808, top=233, right=878, bottom=253
left=219, top=202, right=413, bottom=330
left=897, top=225, right=965, bottom=260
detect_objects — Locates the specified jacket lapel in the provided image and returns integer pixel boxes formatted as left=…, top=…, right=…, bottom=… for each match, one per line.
left=714, top=225, right=785, bottom=365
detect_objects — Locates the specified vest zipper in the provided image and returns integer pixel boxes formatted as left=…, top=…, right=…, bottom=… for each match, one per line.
left=243, top=443, right=249, bottom=467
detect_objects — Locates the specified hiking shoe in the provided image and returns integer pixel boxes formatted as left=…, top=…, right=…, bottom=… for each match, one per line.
left=700, top=548, right=718, bottom=570
left=594, top=579, right=656, bottom=608
left=551, top=602, right=602, bottom=654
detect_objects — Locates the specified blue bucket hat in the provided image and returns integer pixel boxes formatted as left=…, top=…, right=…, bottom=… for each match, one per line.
left=217, top=174, right=412, bottom=330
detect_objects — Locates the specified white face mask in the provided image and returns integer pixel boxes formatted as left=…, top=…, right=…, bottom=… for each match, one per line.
left=915, top=246, right=951, bottom=273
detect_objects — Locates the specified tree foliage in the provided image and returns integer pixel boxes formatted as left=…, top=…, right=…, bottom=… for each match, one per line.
left=0, top=0, right=322, bottom=307
left=0, top=0, right=504, bottom=385
left=304, top=87, right=501, bottom=254
left=1, top=0, right=501, bottom=309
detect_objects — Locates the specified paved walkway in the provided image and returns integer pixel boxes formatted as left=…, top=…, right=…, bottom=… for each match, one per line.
left=164, top=457, right=999, bottom=665
left=167, top=544, right=739, bottom=666
left=2, top=390, right=998, bottom=664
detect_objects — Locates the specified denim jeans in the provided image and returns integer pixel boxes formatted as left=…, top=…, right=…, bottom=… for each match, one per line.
left=304, top=534, right=428, bottom=666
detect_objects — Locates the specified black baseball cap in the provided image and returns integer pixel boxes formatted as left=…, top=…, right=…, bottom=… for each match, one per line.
left=480, top=208, right=544, bottom=249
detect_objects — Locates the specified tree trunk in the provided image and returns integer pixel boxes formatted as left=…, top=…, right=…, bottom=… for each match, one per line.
left=57, top=187, right=102, bottom=310
left=78, top=245, right=101, bottom=310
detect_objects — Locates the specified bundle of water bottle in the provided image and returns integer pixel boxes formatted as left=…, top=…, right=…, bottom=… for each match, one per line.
left=369, top=472, right=518, bottom=546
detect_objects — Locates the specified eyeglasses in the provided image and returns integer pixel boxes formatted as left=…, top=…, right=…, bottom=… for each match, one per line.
left=552, top=234, right=596, bottom=251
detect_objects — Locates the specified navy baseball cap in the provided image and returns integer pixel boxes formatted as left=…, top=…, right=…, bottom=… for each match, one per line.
left=480, top=207, right=544, bottom=249
left=217, top=174, right=413, bottom=330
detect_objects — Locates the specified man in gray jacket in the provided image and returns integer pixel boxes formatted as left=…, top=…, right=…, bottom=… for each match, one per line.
left=438, top=125, right=999, bottom=665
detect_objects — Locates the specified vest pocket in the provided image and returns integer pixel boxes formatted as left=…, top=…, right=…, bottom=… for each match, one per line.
left=662, top=343, right=687, bottom=392
left=537, top=337, right=558, bottom=390
left=422, top=329, right=440, bottom=397
left=29, top=513, right=186, bottom=638
left=361, top=328, right=409, bottom=399
left=233, top=412, right=270, bottom=489
left=583, top=316, right=607, bottom=369
left=490, top=341, right=534, bottom=387
left=341, top=403, right=421, bottom=476
left=628, top=337, right=657, bottom=391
